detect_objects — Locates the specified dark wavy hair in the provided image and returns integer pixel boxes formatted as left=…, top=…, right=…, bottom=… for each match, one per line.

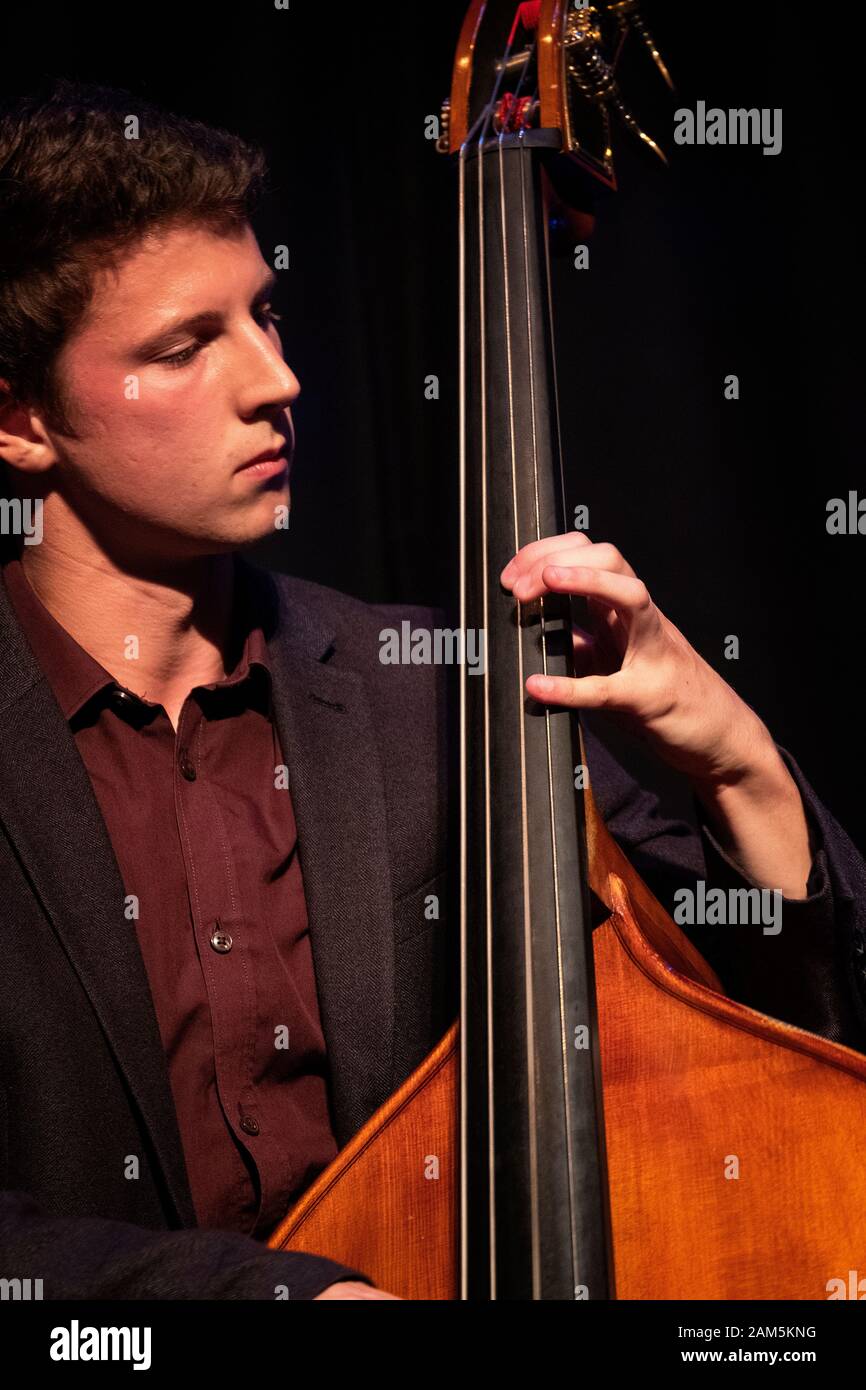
left=0, top=78, right=268, bottom=439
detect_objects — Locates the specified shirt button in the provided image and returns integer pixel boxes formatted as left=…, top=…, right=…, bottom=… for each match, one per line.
left=113, top=687, right=136, bottom=706
left=179, top=753, right=196, bottom=781
left=210, top=929, right=233, bottom=954
left=240, top=1116, right=260, bottom=1136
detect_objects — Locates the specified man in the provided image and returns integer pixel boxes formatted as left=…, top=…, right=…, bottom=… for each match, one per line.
left=1, top=80, right=864, bottom=1301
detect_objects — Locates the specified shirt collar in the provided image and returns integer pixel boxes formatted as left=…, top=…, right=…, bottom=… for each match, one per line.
left=0, top=551, right=272, bottom=722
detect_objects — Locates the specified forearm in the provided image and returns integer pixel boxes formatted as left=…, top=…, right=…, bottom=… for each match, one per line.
left=0, top=1189, right=368, bottom=1300
left=690, top=733, right=813, bottom=899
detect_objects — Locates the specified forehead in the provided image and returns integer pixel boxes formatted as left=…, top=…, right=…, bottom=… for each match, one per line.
left=80, top=221, right=266, bottom=342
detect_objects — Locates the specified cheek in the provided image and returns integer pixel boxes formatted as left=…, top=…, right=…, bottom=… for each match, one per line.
left=71, top=370, right=217, bottom=499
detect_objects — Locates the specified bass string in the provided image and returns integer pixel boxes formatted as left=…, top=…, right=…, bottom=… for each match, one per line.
left=457, top=140, right=469, bottom=1302
left=457, top=123, right=500, bottom=1302
left=495, top=129, right=542, bottom=1298
left=457, top=32, right=550, bottom=1300
left=476, top=130, right=497, bottom=1302
left=537, top=128, right=589, bottom=1294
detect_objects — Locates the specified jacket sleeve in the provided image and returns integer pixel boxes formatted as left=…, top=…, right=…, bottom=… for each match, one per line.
left=0, top=1188, right=371, bottom=1300
left=582, top=722, right=866, bottom=1054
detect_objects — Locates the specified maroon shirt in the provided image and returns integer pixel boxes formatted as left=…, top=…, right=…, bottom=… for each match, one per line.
left=1, top=553, right=339, bottom=1238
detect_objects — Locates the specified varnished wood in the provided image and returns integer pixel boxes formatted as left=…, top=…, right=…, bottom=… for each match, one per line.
left=537, top=1, right=570, bottom=144
left=447, top=0, right=486, bottom=151
left=580, top=726, right=723, bottom=993
left=598, top=872, right=866, bottom=1299
left=270, top=862, right=866, bottom=1298
left=449, top=1, right=587, bottom=156
left=450, top=0, right=572, bottom=153
left=267, top=1022, right=458, bottom=1300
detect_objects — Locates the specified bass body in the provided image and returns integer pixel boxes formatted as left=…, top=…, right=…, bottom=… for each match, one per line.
left=268, top=783, right=866, bottom=1300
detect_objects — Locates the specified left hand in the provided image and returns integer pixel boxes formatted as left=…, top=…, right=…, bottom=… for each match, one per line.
left=500, top=532, right=814, bottom=896
left=499, top=532, right=774, bottom=787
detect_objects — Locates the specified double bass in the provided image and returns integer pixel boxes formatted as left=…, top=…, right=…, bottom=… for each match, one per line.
left=269, top=0, right=866, bottom=1299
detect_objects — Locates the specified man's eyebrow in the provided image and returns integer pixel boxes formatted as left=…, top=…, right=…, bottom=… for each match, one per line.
left=131, top=270, right=279, bottom=358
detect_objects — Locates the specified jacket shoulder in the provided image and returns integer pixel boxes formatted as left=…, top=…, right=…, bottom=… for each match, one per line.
left=266, top=567, right=445, bottom=672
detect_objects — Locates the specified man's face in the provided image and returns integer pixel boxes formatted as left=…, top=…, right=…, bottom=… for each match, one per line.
left=44, top=220, right=298, bottom=560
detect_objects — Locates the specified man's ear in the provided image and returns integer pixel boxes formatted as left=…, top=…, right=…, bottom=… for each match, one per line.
left=0, top=378, right=60, bottom=475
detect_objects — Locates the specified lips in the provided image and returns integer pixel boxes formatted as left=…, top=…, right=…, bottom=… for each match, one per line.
left=239, top=441, right=291, bottom=471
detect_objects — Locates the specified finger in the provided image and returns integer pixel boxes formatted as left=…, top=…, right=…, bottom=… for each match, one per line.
left=500, top=530, right=592, bottom=584
left=516, top=562, right=653, bottom=629
left=509, top=542, right=638, bottom=597
left=525, top=672, right=625, bottom=710
left=583, top=598, right=631, bottom=667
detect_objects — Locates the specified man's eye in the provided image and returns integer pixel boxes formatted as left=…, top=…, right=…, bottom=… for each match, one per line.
left=157, top=306, right=282, bottom=368
left=159, top=342, right=201, bottom=368
left=255, top=304, right=283, bottom=328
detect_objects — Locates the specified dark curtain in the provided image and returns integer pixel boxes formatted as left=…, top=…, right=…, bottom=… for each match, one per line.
left=5, top=2, right=863, bottom=847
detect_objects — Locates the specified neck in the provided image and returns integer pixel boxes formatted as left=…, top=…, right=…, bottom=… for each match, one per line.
left=19, top=524, right=236, bottom=729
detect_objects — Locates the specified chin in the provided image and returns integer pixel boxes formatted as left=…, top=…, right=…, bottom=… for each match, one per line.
left=174, top=486, right=291, bottom=553
left=234, top=500, right=292, bottom=547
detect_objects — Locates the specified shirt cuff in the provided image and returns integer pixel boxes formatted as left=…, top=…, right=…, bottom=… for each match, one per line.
left=690, top=792, right=853, bottom=1042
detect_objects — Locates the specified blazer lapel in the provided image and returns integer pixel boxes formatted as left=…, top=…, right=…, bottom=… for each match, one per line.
left=0, top=572, right=197, bottom=1228
left=260, top=567, right=397, bottom=1148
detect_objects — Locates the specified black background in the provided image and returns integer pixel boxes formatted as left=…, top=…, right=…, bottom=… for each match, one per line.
left=6, top=2, right=863, bottom=847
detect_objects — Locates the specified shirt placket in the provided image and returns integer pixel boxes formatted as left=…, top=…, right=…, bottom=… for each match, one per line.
left=173, top=696, right=263, bottom=1219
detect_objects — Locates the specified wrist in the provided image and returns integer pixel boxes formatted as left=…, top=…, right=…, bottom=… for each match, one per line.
left=691, top=732, right=813, bottom=898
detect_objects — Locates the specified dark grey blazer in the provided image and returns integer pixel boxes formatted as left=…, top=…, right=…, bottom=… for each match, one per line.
left=1, top=555, right=864, bottom=1299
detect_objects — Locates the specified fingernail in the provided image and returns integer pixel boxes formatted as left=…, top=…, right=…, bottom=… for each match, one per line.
left=500, top=560, right=516, bottom=583
left=532, top=676, right=554, bottom=693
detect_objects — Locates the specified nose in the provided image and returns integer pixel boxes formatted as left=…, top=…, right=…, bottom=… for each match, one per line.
left=236, top=320, right=301, bottom=418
